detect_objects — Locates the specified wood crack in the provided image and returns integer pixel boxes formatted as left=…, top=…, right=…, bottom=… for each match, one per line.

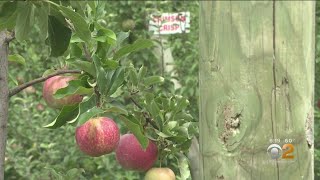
left=272, top=1, right=280, bottom=180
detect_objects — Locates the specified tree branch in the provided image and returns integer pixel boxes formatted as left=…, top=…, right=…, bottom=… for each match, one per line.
left=4, top=31, right=14, bottom=43
left=129, top=96, right=143, bottom=109
left=129, top=97, right=159, bottom=130
left=9, top=69, right=81, bottom=97
left=94, top=86, right=101, bottom=107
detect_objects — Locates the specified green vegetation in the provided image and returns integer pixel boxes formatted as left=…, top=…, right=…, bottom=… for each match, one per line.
left=2, top=1, right=199, bottom=180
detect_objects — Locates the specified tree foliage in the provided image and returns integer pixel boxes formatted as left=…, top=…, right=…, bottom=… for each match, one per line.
left=2, top=1, right=199, bottom=179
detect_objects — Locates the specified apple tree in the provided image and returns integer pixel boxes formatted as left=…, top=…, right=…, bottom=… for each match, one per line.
left=0, top=1, right=198, bottom=179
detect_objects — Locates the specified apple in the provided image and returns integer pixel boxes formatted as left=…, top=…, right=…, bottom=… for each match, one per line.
left=115, top=134, right=158, bottom=171
left=16, top=76, right=24, bottom=85
left=75, top=117, right=120, bottom=157
left=122, top=19, right=135, bottom=31
left=42, top=75, right=83, bottom=109
left=317, top=99, right=320, bottom=109
left=36, top=103, right=45, bottom=112
left=24, top=86, right=36, bottom=94
left=145, top=168, right=176, bottom=180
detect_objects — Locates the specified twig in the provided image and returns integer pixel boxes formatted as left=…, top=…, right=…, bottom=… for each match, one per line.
left=94, top=86, right=101, bottom=107
left=129, top=97, right=143, bottom=109
left=129, top=97, right=159, bottom=130
left=143, top=112, right=159, bottom=131
left=9, top=69, right=81, bottom=97
left=82, top=43, right=91, bottom=61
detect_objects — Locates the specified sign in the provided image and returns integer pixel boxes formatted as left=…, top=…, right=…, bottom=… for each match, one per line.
left=149, top=12, right=190, bottom=35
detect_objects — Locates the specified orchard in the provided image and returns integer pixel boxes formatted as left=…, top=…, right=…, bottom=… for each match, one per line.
left=0, top=1, right=197, bottom=179
left=0, top=1, right=320, bottom=180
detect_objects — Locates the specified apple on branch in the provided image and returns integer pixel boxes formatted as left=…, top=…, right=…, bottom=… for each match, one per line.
left=75, top=117, right=120, bottom=157
left=115, top=133, right=158, bottom=171
left=145, top=167, right=176, bottom=180
left=42, top=75, right=83, bottom=109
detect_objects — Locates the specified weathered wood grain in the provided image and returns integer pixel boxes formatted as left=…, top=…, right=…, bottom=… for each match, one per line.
left=199, top=1, right=314, bottom=179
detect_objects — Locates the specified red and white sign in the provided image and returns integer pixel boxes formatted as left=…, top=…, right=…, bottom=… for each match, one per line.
left=149, top=12, right=190, bottom=35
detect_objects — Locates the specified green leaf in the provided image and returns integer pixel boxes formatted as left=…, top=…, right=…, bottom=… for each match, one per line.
left=15, top=2, right=34, bottom=41
left=70, top=34, right=85, bottom=43
left=144, top=76, right=164, bottom=87
left=42, top=68, right=56, bottom=77
left=174, top=96, right=190, bottom=113
left=102, top=59, right=119, bottom=70
left=108, top=31, right=130, bottom=54
left=65, top=168, right=85, bottom=179
left=129, top=68, right=139, bottom=86
left=44, top=105, right=79, bottom=129
left=96, top=41, right=110, bottom=59
left=144, top=92, right=154, bottom=105
left=179, top=155, right=191, bottom=180
left=149, top=101, right=163, bottom=130
left=77, top=106, right=104, bottom=125
left=94, top=28, right=116, bottom=45
left=115, top=31, right=130, bottom=47
left=71, top=60, right=96, bottom=77
left=70, top=43, right=82, bottom=58
left=178, top=139, right=193, bottom=152
left=183, top=122, right=198, bottom=138
left=48, top=15, right=72, bottom=57
left=155, top=128, right=176, bottom=138
left=107, top=67, right=125, bottom=96
left=110, top=86, right=123, bottom=98
left=119, top=115, right=149, bottom=150
left=0, top=1, right=18, bottom=30
left=54, top=79, right=93, bottom=99
left=176, top=126, right=190, bottom=139
left=105, top=106, right=128, bottom=116
left=93, top=56, right=108, bottom=95
left=68, top=95, right=96, bottom=124
left=35, top=5, right=48, bottom=41
left=113, top=39, right=154, bottom=60
left=9, top=73, right=18, bottom=85
left=167, top=121, right=178, bottom=130
left=59, top=6, right=91, bottom=43
left=148, top=101, right=160, bottom=121
left=8, top=54, right=25, bottom=65
left=173, top=112, right=193, bottom=121
left=138, top=66, right=147, bottom=82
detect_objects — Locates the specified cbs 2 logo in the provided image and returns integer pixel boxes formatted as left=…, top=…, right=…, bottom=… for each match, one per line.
left=267, top=144, right=294, bottom=159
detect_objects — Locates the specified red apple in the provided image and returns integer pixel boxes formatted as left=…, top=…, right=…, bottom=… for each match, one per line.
left=75, top=117, right=120, bottom=157
left=115, top=134, right=158, bottom=171
left=317, top=99, right=320, bottom=109
left=42, top=75, right=83, bottom=109
left=145, top=167, right=176, bottom=180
